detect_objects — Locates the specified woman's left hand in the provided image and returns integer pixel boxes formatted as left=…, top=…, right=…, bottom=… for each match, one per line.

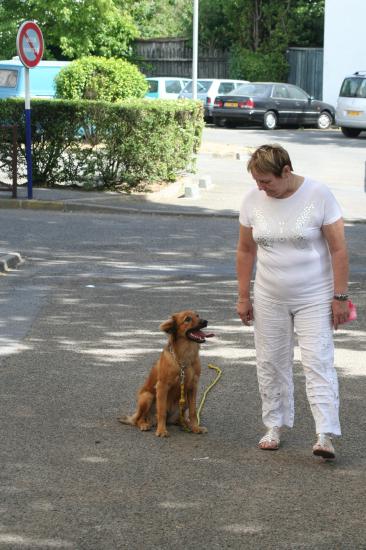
left=332, top=299, right=350, bottom=329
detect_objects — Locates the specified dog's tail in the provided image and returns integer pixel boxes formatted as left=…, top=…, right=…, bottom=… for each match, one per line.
left=117, top=414, right=137, bottom=426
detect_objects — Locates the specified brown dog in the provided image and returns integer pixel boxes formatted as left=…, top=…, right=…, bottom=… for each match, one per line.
left=118, top=310, right=213, bottom=437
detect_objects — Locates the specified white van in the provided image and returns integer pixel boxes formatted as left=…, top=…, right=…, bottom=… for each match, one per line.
left=145, top=77, right=190, bottom=99
left=335, top=71, right=366, bottom=137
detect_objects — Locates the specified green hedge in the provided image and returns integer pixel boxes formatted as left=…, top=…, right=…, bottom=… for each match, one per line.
left=55, top=56, right=148, bottom=102
left=0, top=98, right=203, bottom=190
left=229, top=47, right=289, bottom=82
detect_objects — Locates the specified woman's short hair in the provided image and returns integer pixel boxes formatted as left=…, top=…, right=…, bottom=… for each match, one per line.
left=247, top=144, right=293, bottom=177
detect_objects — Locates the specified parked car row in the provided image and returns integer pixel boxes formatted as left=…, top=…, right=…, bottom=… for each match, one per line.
left=177, top=78, right=248, bottom=121
left=1, top=61, right=363, bottom=138
left=145, top=74, right=366, bottom=138
left=144, top=76, right=335, bottom=130
left=145, top=77, right=248, bottom=121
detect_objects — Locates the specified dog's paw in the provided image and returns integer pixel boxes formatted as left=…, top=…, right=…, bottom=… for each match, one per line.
left=155, top=428, right=169, bottom=437
left=138, top=422, right=151, bottom=431
left=191, top=425, right=208, bottom=434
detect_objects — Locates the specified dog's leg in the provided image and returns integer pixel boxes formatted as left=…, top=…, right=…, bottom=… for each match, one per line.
left=135, top=391, right=154, bottom=431
left=187, top=383, right=208, bottom=434
left=118, top=391, right=154, bottom=431
left=155, top=381, right=169, bottom=437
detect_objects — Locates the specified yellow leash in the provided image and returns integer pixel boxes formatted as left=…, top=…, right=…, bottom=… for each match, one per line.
left=178, top=362, right=222, bottom=431
left=197, top=363, right=222, bottom=425
left=179, top=367, right=190, bottom=431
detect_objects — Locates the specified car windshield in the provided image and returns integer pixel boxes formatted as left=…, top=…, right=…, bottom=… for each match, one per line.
left=0, top=69, right=18, bottom=88
left=183, top=80, right=212, bottom=93
left=229, top=83, right=268, bottom=97
left=340, top=77, right=366, bottom=98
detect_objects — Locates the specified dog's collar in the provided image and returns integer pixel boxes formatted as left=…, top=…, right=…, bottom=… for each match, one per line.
left=168, top=344, right=187, bottom=372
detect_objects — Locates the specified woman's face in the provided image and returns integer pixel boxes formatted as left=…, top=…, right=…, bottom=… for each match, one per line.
left=251, top=166, right=291, bottom=198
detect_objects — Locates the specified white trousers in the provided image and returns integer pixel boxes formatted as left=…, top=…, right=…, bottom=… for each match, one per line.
left=253, top=292, right=341, bottom=436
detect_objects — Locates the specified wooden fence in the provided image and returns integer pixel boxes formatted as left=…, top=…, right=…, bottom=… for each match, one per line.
left=134, top=38, right=230, bottom=79
left=287, top=47, right=323, bottom=99
left=134, top=39, right=324, bottom=98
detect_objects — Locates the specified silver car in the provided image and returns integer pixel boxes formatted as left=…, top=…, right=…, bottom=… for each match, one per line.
left=336, top=72, right=366, bottom=137
left=179, top=78, right=249, bottom=121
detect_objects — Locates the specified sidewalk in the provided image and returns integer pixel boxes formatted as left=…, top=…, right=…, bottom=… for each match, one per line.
left=2, top=146, right=366, bottom=271
left=0, top=149, right=365, bottom=222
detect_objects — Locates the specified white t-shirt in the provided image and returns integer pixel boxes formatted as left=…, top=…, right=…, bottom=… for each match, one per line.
left=239, top=177, right=342, bottom=303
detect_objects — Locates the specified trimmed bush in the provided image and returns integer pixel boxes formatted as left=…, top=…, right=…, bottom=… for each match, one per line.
left=55, top=56, right=148, bottom=102
left=0, top=98, right=203, bottom=190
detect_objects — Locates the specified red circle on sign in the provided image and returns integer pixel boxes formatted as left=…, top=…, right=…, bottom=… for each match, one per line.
left=16, top=21, right=44, bottom=68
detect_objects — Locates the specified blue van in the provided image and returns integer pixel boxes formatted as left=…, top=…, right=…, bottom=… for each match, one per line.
left=0, top=58, right=69, bottom=99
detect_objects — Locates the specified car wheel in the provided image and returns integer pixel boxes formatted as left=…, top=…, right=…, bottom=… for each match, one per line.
left=341, top=127, right=362, bottom=138
left=213, top=117, right=225, bottom=127
left=317, top=111, right=332, bottom=130
left=263, top=111, right=278, bottom=130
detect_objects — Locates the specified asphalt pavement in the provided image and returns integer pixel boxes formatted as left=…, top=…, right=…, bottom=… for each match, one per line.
left=0, top=126, right=365, bottom=548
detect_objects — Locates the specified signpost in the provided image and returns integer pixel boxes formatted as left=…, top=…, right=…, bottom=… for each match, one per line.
left=192, top=0, right=198, bottom=100
left=16, top=21, right=44, bottom=199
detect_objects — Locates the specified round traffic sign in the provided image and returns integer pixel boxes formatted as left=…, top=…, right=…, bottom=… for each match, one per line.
left=16, top=21, right=44, bottom=68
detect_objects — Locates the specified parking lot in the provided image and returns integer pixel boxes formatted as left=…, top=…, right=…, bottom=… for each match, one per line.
left=151, top=125, right=366, bottom=223
left=201, top=125, right=366, bottom=189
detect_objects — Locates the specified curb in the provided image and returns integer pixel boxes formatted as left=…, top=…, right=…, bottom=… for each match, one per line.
left=0, top=252, right=24, bottom=273
left=0, top=197, right=365, bottom=223
left=0, top=198, right=238, bottom=219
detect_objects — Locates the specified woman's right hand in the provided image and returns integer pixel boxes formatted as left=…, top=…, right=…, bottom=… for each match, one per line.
left=236, top=298, right=254, bottom=326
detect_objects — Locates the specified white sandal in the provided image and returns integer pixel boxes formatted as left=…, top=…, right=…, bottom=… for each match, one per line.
left=258, top=426, right=281, bottom=450
left=313, top=433, right=335, bottom=460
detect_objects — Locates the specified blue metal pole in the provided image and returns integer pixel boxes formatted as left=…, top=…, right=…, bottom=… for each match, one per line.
left=24, top=68, right=33, bottom=199
left=25, top=108, right=33, bottom=199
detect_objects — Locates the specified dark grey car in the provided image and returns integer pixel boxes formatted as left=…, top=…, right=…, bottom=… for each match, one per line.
left=212, top=82, right=335, bottom=130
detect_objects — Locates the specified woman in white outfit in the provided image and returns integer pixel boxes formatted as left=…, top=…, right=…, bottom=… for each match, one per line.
left=236, top=144, right=349, bottom=459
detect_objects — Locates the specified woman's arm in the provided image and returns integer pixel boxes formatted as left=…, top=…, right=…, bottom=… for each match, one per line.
left=322, top=218, right=349, bottom=329
left=236, top=224, right=257, bottom=325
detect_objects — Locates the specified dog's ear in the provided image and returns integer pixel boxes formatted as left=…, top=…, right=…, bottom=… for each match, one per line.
left=160, top=316, right=177, bottom=334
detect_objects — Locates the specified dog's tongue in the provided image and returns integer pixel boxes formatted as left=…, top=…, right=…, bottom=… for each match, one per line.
left=192, top=329, right=214, bottom=339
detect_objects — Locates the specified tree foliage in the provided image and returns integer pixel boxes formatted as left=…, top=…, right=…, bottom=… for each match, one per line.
left=184, top=0, right=325, bottom=82
left=124, top=0, right=192, bottom=38
left=0, top=0, right=324, bottom=65
left=0, top=0, right=138, bottom=60
left=229, top=48, right=289, bottom=82
left=192, top=0, right=324, bottom=51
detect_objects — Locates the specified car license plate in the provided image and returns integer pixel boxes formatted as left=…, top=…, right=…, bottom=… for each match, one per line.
left=347, top=110, right=362, bottom=116
left=225, top=101, right=238, bottom=108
